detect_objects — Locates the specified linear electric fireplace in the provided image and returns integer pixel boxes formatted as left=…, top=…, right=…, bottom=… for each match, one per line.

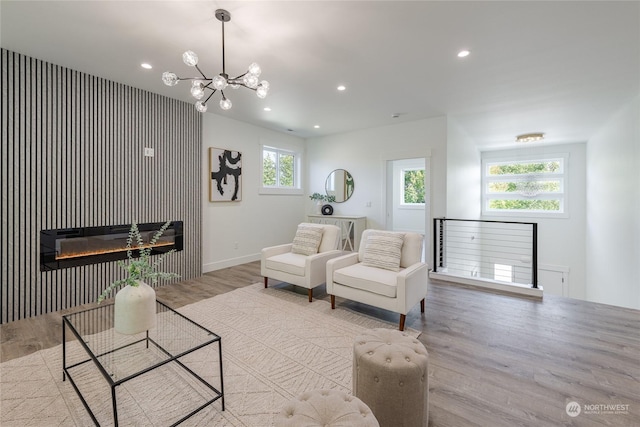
left=40, top=221, right=183, bottom=271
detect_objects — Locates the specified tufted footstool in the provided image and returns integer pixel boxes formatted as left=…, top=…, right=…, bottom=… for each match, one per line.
left=353, top=328, right=429, bottom=427
left=275, top=389, right=379, bottom=426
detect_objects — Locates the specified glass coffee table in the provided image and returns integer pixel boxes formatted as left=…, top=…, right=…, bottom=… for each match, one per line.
left=63, top=300, right=224, bottom=426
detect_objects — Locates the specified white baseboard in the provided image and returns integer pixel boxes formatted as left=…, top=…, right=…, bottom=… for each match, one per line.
left=202, top=253, right=261, bottom=273
left=429, top=271, right=543, bottom=298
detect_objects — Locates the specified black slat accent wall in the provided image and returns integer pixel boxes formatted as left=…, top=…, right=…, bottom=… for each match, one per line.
left=1, top=49, right=202, bottom=323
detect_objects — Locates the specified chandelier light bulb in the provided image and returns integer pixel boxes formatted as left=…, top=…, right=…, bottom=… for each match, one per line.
left=243, top=74, right=259, bottom=89
left=220, top=97, right=232, bottom=110
left=190, top=84, right=205, bottom=100
left=256, top=82, right=269, bottom=99
left=229, top=83, right=240, bottom=89
left=182, top=51, right=199, bottom=67
left=162, top=72, right=179, bottom=86
left=195, top=101, right=208, bottom=113
left=248, top=62, right=261, bottom=76
left=212, top=75, right=228, bottom=90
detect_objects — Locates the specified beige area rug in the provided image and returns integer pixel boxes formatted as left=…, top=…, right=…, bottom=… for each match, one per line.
left=1, top=283, right=419, bottom=426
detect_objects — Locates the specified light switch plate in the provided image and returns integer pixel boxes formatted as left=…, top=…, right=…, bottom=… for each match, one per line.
left=144, top=147, right=154, bottom=157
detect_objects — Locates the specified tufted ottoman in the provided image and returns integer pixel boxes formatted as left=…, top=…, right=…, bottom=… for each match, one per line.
left=353, top=328, right=429, bottom=427
left=275, top=389, right=379, bottom=426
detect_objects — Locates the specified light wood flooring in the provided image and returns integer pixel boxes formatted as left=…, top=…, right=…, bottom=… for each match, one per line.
left=1, top=261, right=639, bottom=426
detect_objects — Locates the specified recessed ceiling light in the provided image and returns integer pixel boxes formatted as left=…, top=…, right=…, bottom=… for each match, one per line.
left=263, top=107, right=271, bottom=112
left=457, top=50, right=470, bottom=58
left=516, top=132, right=545, bottom=143
left=314, top=125, right=320, bottom=129
left=337, top=85, right=346, bottom=91
left=141, top=63, right=152, bottom=69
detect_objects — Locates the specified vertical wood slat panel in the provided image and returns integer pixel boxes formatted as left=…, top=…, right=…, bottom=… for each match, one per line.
left=0, top=48, right=202, bottom=324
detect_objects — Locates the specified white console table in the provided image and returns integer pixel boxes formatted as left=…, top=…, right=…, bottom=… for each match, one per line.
left=307, top=215, right=367, bottom=251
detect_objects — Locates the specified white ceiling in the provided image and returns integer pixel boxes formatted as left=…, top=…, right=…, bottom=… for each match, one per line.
left=1, top=1, right=638, bottom=149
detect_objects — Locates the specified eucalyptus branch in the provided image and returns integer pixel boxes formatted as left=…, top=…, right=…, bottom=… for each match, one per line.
left=98, top=278, right=130, bottom=303
left=97, top=221, right=180, bottom=304
left=150, top=221, right=172, bottom=246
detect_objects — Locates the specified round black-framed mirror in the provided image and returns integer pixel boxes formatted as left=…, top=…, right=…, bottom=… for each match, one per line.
left=325, top=169, right=354, bottom=203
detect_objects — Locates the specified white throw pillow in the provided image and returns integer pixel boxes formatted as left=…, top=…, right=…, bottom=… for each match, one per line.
left=291, top=225, right=324, bottom=256
left=362, top=231, right=405, bottom=272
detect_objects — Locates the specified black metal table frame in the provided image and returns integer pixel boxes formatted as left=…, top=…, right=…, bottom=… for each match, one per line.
left=62, top=301, right=224, bottom=426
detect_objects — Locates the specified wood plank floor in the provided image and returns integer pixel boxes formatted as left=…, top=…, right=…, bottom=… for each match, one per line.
left=1, top=261, right=639, bottom=426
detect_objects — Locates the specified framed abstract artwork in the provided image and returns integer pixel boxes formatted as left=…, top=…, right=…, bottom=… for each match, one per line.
left=209, top=147, right=242, bottom=202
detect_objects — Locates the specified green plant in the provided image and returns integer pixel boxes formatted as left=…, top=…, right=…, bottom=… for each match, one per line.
left=97, top=221, right=180, bottom=303
left=309, top=193, right=336, bottom=203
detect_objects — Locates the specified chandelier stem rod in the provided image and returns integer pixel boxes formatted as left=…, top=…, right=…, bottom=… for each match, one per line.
left=203, top=89, right=217, bottom=105
left=194, top=64, right=208, bottom=80
left=221, top=19, right=226, bottom=76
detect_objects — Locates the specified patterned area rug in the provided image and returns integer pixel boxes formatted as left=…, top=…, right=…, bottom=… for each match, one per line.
left=0, top=283, right=419, bottom=426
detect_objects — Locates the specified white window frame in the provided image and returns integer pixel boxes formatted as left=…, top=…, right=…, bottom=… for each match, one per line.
left=400, top=167, right=426, bottom=210
left=482, top=153, right=569, bottom=218
left=259, top=143, right=303, bottom=195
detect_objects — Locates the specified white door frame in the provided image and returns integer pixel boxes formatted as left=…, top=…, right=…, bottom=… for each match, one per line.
left=381, top=149, right=432, bottom=263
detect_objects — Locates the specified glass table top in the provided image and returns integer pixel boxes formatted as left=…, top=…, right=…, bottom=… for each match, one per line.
left=63, top=301, right=220, bottom=383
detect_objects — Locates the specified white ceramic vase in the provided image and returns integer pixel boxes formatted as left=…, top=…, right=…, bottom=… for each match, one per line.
left=114, top=280, right=157, bottom=335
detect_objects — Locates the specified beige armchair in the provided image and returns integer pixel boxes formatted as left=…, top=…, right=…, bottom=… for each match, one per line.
left=262, top=223, right=342, bottom=302
left=326, top=229, right=428, bottom=331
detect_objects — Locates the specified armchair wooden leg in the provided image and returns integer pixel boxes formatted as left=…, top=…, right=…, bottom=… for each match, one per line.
left=264, top=277, right=268, bottom=288
left=420, top=298, right=425, bottom=313
left=399, top=314, right=406, bottom=331
left=330, top=295, right=335, bottom=309
left=308, top=289, right=313, bottom=302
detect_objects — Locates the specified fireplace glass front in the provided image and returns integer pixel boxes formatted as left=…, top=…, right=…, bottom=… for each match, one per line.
left=40, top=221, right=183, bottom=271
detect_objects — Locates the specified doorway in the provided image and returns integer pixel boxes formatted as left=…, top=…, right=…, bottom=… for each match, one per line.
left=386, top=158, right=427, bottom=234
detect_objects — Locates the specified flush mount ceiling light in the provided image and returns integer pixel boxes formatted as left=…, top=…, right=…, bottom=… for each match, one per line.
left=516, top=132, right=545, bottom=143
left=162, top=9, right=269, bottom=112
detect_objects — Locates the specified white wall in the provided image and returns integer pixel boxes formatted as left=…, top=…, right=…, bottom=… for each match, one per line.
left=306, top=117, right=448, bottom=265
left=446, top=119, right=482, bottom=219
left=586, top=95, right=640, bottom=309
left=202, top=113, right=306, bottom=272
left=437, top=120, right=483, bottom=276
left=480, top=143, right=587, bottom=299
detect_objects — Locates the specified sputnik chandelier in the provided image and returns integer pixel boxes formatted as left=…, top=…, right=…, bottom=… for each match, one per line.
left=162, top=9, right=269, bottom=112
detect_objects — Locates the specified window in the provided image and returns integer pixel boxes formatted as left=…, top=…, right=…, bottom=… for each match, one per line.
left=401, top=168, right=425, bottom=205
left=261, top=145, right=303, bottom=195
left=482, top=155, right=568, bottom=217
left=494, top=264, right=514, bottom=282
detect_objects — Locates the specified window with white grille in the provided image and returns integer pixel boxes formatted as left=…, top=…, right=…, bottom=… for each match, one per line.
left=260, top=144, right=303, bottom=195
left=482, top=154, right=568, bottom=217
